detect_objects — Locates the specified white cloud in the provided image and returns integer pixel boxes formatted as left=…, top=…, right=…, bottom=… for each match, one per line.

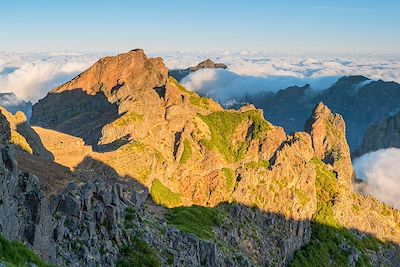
left=1, top=50, right=400, bottom=106
left=0, top=52, right=105, bottom=103
left=153, top=51, right=400, bottom=104
left=180, top=68, right=338, bottom=103
left=353, top=148, right=400, bottom=210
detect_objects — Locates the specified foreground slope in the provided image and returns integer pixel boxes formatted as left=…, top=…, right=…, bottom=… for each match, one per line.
left=27, top=50, right=400, bottom=266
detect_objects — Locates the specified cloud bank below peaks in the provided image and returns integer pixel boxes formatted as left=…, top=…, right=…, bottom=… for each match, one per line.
left=0, top=52, right=106, bottom=103
left=155, top=52, right=400, bottom=103
left=353, top=148, right=400, bottom=210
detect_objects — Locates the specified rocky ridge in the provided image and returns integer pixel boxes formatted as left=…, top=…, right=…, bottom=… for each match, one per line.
left=353, top=111, right=400, bottom=157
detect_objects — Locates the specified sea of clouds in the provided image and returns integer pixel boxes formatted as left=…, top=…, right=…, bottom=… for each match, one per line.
left=154, top=51, right=400, bottom=103
left=353, top=148, right=400, bottom=209
left=1, top=50, right=400, bottom=104
left=0, top=52, right=106, bottom=103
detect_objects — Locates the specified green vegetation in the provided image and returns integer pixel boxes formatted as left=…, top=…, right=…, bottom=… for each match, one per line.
left=222, top=167, right=235, bottom=192
left=11, top=131, right=33, bottom=154
left=150, top=179, right=182, bottom=208
left=124, top=207, right=137, bottom=229
left=170, top=77, right=191, bottom=94
left=116, top=236, right=160, bottom=267
left=170, top=77, right=210, bottom=109
left=0, top=234, right=49, bottom=267
left=312, top=158, right=339, bottom=227
left=154, top=149, right=165, bottom=162
left=190, top=95, right=209, bottom=109
left=294, top=189, right=310, bottom=207
left=180, top=139, right=192, bottom=164
left=166, top=206, right=224, bottom=240
left=199, top=110, right=271, bottom=162
left=136, top=166, right=151, bottom=183
left=290, top=158, right=382, bottom=267
left=244, top=160, right=269, bottom=170
left=122, top=141, right=147, bottom=153
left=112, top=112, right=143, bottom=127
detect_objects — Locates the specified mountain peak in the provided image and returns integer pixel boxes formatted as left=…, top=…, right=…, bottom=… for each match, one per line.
left=313, top=101, right=330, bottom=115
left=31, top=50, right=169, bottom=146
left=51, top=49, right=168, bottom=102
left=188, top=59, right=227, bottom=71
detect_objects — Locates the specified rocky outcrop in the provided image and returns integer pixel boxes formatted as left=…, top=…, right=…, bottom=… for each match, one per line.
left=169, top=59, right=227, bottom=81
left=305, top=102, right=354, bottom=187
left=0, top=106, right=53, bottom=161
left=31, top=49, right=168, bottom=147
left=353, top=111, right=400, bottom=157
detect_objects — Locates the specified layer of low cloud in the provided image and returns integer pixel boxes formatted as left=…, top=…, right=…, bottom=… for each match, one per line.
left=180, top=68, right=339, bottom=103
left=1, top=51, right=400, bottom=105
left=0, top=52, right=105, bottom=103
left=155, top=51, right=400, bottom=103
left=353, top=148, right=400, bottom=210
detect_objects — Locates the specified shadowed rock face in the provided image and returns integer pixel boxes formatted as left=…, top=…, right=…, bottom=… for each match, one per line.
left=354, top=111, right=400, bottom=157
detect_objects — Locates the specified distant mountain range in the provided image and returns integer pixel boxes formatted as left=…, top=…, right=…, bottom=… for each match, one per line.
left=0, top=92, right=32, bottom=119
left=354, top=111, right=400, bottom=157
left=232, top=75, right=400, bottom=152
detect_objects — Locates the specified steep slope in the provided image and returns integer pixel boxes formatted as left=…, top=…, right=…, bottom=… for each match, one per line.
left=354, top=111, right=400, bottom=157
left=28, top=50, right=400, bottom=266
left=169, top=59, right=227, bottom=81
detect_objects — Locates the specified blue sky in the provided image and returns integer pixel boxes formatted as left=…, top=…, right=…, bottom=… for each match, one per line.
left=1, top=0, right=399, bottom=53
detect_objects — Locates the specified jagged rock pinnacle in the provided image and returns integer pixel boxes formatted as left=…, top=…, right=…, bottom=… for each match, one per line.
left=305, top=102, right=354, bottom=186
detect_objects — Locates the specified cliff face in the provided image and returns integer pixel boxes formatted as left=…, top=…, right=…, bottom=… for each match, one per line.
left=23, top=50, right=400, bottom=266
left=353, top=112, right=400, bottom=157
